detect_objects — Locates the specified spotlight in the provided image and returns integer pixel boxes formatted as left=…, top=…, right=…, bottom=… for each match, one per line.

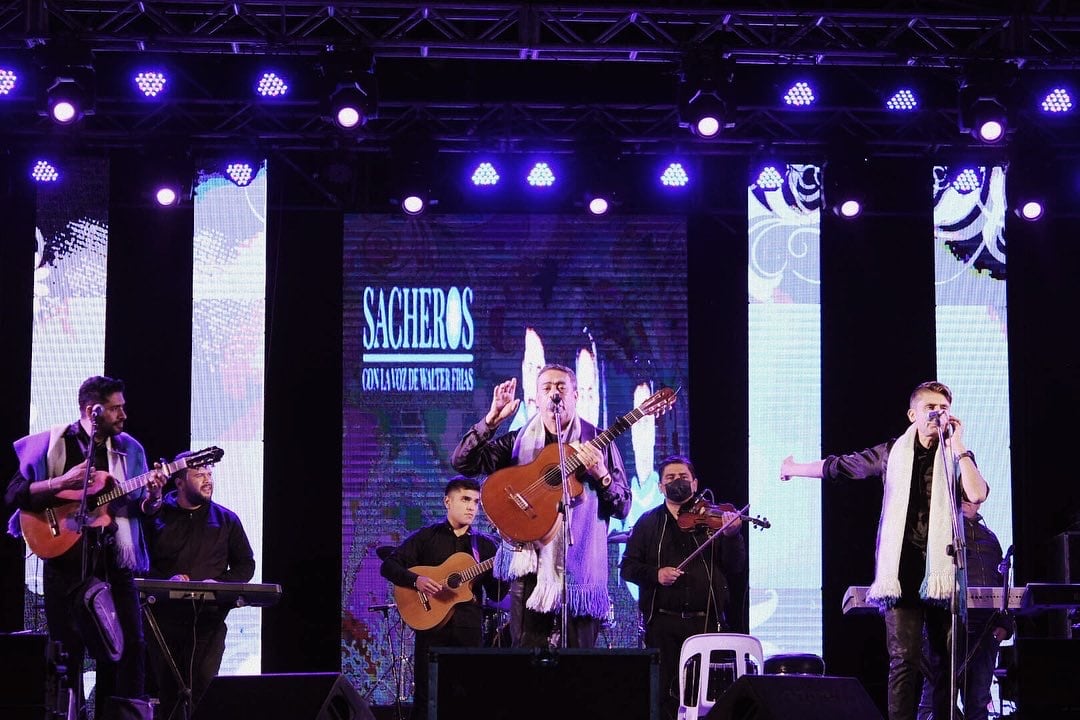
left=1040, top=88, right=1073, bottom=114
left=678, top=55, right=736, bottom=138
left=318, top=48, right=378, bottom=130
left=783, top=81, right=816, bottom=107
left=958, top=62, right=1016, bottom=144
left=255, top=71, right=289, bottom=98
left=825, top=146, right=870, bottom=219
left=835, top=199, right=862, bottom=218
left=401, top=194, right=426, bottom=215
left=586, top=195, right=610, bottom=216
left=30, top=160, right=59, bottom=183
left=154, top=185, right=181, bottom=207
left=133, top=70, right=168, bottom=98
left=224, top=161, right=258, bottom=187
left=659, top=162, right=690, bottom=188
left=526, top=162, right=556, bottom=188
left=885, top=88, right=919, bottom=111
left=0, top=67, right=18, bottom=96
left=1015, top=200, right=1044, bottom=221
left=470, top=162, right=500, bottom=187
left=45, top=76, right=91, bottom=125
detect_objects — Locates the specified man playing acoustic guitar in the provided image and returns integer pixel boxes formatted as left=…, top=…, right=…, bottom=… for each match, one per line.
left=4, top=375, right=167, bottom=720
left=379, top=476, right=505, bottom=720
left=450, top=363, right=631, bottom=649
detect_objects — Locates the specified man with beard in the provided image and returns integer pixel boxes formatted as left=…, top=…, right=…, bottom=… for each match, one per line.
left=620, top=455, right=745, bottom=720
left=4, top=375, right=166, bottom=720
left=143, top=454, right=254, bottom=720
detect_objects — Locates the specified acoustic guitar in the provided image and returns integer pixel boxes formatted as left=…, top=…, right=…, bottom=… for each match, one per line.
left=481, top=387, right=678, bottom=545
left=394, top=552, right=497, bottom=631
left=20, top=446, right=224, bottom=559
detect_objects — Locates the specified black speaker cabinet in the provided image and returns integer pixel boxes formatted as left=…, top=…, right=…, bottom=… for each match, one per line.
left=0, top=632, right=70, bottom=720
left=706, top=674, right=884, bottom=720
left=429, top=647, right=659, bottom=720
left=1054, top=531, right=1080, bottom=582
left=1015, top=639, right=1080, bottom=718
left=189, top=673, right=375, bottom=720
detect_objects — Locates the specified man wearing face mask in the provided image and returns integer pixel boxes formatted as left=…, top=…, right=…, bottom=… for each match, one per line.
left=620, top=455, right=746, bottom=720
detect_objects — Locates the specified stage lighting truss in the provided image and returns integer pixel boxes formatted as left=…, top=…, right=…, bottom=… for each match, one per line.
left=677, top=54, right=736, bottom=139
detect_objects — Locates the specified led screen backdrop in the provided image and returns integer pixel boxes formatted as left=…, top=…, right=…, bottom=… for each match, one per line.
left=341, top=214, right=690, bottom=705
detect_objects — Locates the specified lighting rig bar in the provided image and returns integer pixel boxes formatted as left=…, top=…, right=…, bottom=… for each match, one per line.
left=2, top=3, right=1079, bottom=68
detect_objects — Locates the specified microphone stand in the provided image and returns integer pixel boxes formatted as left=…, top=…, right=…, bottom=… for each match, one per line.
left=936, top=416, right=967, bottom=720
left=76, top=414, right=101, bottom=581
left=552, top=399, right=573, bottom=650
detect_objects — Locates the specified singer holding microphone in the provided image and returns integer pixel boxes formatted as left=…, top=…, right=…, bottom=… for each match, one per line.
left=3, top=375, right=167, bottom=720
left=620, top=455, right=746, bottom=720
left=779, top=381, right=988, bottom=720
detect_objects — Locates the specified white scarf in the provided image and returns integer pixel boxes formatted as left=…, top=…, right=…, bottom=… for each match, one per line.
left=867, top=423, right=954, bottom=607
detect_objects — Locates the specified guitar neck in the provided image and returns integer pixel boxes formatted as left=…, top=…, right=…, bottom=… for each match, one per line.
left=565, top=411, right=637, bottom=473
left=460, top=557, right=496, bottom=583
left=91, top=458, right=185, bottom=508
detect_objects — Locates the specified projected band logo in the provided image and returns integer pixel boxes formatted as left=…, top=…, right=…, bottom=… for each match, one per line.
left=361, top=285, right=475, bottom=392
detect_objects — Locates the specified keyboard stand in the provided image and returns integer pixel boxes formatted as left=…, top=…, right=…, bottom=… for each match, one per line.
left=141, top=599, right=192, bottom=720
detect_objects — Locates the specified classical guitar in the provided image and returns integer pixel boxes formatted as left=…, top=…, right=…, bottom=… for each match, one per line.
left=20, top=446, right=224, bottom=559
left=481, top=387, right=679, bottom=545
left=394, top=552, right=496, bottom=631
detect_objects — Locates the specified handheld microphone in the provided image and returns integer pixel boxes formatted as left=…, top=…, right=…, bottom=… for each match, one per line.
left=927, top=409, right=947, bottom=420
left=90, top=404, right=105, bottom=419
left=998, top=544, right=1014, bottom=575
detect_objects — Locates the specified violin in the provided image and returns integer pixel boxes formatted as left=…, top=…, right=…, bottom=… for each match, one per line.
left=676, top=498, right=771, bottom=533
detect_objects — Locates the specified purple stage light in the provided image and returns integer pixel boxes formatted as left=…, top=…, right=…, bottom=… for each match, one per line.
left=134, top=71, right=167, bottom=98
left=885, top=89, right=918, bottom=111
left=976, top=119, right=1005, bottom=143
left=660, top=162, right=689, bottom=187
left=255, top=72, right=289, bottom=98
left=155, top=186, right=179, bottom=206
left=526, top=162, right=556, bottom=188
left=587, top=197, right=609, bottom=216
left=695, top=116, right=721, bottom=138
left=1041, top=88, right=1073, bottom=114
left=0, top=68, right=17, bottom=96
left=952, top=168, right=981, bottom=194
left=336, top=106, right=361, bottom=129
left=783, top=81, right=815, bottom=107
left=1018, top=201, right=1044, bottom=221
left=471, top=162, right=500, bottom=187
left=837, top=199, right=862, bottom=218
left=401, top=195, right=425, bottom=215
left=756, top=165, right=784, bottom=190
left=51, top=100, right=78, bottom=124
left=225, top=162, right=255, bottom=187
left=30, top=160, right=59, bottom=183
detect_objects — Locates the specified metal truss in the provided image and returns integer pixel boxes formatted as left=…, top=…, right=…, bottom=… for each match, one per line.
left=3, top=2, right=1080, bottom=68
left=1, top=2, right=1078, bottom=155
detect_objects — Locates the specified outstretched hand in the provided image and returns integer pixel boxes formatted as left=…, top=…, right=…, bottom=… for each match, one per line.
left=779, top=455, right=795, bottom=482
left=485, top=378, right=521, bottom=427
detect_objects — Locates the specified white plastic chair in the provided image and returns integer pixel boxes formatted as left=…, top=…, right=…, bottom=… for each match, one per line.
left=677, top=633, right=764, bottom=720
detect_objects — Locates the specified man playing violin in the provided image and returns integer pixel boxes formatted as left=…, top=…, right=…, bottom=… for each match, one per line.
left=620, top=455, right=746, bottom=720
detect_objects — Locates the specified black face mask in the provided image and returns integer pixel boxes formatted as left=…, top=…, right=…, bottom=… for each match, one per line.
left=663, top=478, right=694, bottom=503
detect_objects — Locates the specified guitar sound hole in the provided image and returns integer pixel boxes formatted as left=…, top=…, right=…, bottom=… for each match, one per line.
left=446, top=573, right=462, bottom=589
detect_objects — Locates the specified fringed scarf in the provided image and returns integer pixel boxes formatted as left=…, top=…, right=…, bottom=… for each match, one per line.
left=866, top=423, right=955, bottom=608
left=8, top=424, right=140, bottom=569
left=491, top=412, right=611, bottom=619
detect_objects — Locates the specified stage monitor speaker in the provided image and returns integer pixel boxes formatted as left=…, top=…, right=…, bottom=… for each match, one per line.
left=189, top=672, right=375, bottom=720
left=0, top=632, right=71, bottom=720
left=429, top=647, right=659, bottom=720
left=705, top=674, right=884, bottom=720
left=1015, top=638, right=1080, bottom=718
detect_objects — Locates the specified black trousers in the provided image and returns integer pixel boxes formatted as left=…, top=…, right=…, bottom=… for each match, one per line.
left=146, top=608, right=228, bottom=720
left=507, top=575, right=602, bottom=649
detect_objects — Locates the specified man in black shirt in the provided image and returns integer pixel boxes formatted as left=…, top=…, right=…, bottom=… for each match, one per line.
left=621, top=455, right=746, bottom=720
left=143, top=452, right=255, bottom=720
left=379, top=477, right=504, bottom=720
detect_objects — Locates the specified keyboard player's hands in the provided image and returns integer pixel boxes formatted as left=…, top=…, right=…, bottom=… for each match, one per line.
left=169, top=574, right=191, bottom=581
